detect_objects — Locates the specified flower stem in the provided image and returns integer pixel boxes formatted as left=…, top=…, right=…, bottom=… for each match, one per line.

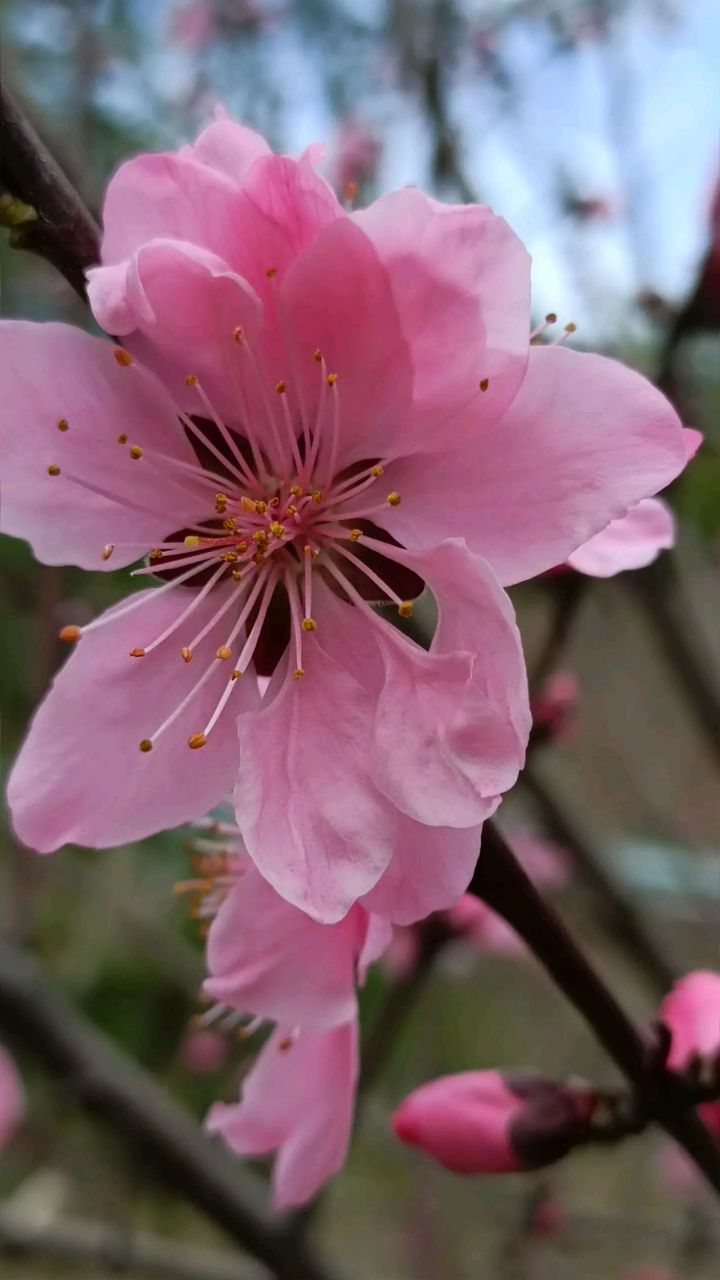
left=471, top=821, right=720, bottom=1196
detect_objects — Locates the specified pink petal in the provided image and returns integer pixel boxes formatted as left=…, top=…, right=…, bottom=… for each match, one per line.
left=233, top=616, right=394, bottom=922
left=0, top=322, right=206, bottom=569
left=383, top=345, right=686, bottom=585
left=361, top=818, right=488, bottom=925
left=279, top=216, right=413, bottom=464
left=368, top=542, right=529, bottom=825
left=204, top=870, right=368, bottom=1028
left=0, top=1046, right=24, bottom=1150
left=89, top=239, right=264, bottom=417
left=206, top=1021, right=358, bottom=1211
left=357, top=913, right=394, bottom=979
left=353, top=187, right=531, bottom=448
left=180, top=118, right=271, bottom=181
left=8, top=586, right=260, bottom=852
left=567, top=497, right=675, bottom=576
left=683, top=426, right=703, bottom=460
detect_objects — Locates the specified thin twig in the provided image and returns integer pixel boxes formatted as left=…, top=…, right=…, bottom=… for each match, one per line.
left=0, top=943, right=338, bottom=1280
left=0, top=84, right=100, bottom=299
left=0, top=1205, right=261, bottom=1280
left=470, top=822, right=720, bottom=1197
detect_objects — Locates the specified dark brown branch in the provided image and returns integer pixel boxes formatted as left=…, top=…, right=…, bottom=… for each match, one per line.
left=470, top=822, right=720, bottom=1196
left=0, top=1206, right=256, bottom=1280
left=0, top=84, right=100, bottom=299
left=521, top=764, right=674, bottom=993
left=628, top=553, right=720, bottom=769
left=0, top=943, right=337, bottom=1280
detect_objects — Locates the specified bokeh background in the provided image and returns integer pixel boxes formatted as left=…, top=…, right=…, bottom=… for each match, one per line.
left=1, top=1, right=719, bottom=1277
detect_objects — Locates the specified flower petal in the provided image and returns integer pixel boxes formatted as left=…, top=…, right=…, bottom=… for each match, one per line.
left=204, top=870, right=368, bottom=1028
left=180, top=118, right=271, bottom=181
left=206, top=1020, right=358, bottom=1211
left=0, top=321, right=206, bottom=569
left=361, top=818, right=488, bottom=925
left=353, top=187, right=531, bottom=448
left=567, top=497, right=675, bottom=577
left=382, top=345, right=687, bottom=585
left=234, top=594, right=394, bottom=923
left=8, top=585, right=260, bottom=852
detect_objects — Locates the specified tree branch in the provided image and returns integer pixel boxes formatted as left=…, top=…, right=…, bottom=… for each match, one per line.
left=0, top=943, right=338, bottom=1280
left=470, top=822, right=720, bottom=1196
left=0, top=84, right=100, bottom=299
left=0, top=1205, right=260, bottom=1280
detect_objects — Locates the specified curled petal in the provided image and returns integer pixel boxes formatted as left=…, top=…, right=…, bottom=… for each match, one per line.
left=567, top=497, right=674, bottom=577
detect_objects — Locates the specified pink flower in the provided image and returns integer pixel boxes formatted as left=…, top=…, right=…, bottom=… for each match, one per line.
left=207, top=1021, right=358, bottom=1210
left=530, top=671, right=579, bottom=743
left=392, top=1070, right=589, bottom=1174
left=0, top=1045, right=24, bottom=1150
left=659, top=969, right=720, bottom=1138
left=332, top=119, right=381, bottom=197
left=179, top=1028, right=228, bottom=1074
left=192, top=816, right=390, bottom=1030
left=4, top=118, right=686, bottom=924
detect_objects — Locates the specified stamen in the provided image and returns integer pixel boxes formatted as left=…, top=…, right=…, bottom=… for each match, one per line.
left=80, top=559, right=220, bottom=636
left=59, top=625, right=81, bottom=643
left=114, top=348, right=133, bottom=366
left=529, top=312, right=557, bottom=341
left=179, top=404, right=256, bottom=491
left=330, top=541, right=411, bottom=613
left=57, top=418, right=69, bottom=432
left=322, top=375, right=342, bottom=490
left=275, top=381, right=304, bottom=476
left=234, top=339, right=287, bottom=477
left=196, top=572, right=277, bottom=740
left=140, top=564, right=228, bottom=656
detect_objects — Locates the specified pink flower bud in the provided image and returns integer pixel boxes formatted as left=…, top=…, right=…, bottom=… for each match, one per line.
left=659, top=970, right=720, bottom=1070
left=530, top=671, right=579, bottom=744
left=391, top=1071, right=589, bottom=1174
left=179, top=1029, right=228, bottom=1075
left=0, top=1045, right=24, bottom=1151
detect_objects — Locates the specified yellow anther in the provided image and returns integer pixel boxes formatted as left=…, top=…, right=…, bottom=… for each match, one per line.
left=370, top=464, right=384, bottom=477
left=545, top=312, right=557, bottom=324
left=129, top=445, right=143, bottom=460
left=293, top=667, right=305, bottom=679
left=236, top=540, right=249, bottom=553
left=301, top=617, right=317, bottom=632
left=222, top=551, right=239, bottom=563
left=265, top=266, right=278, bottom=278
left=101, top=544, right=114, bottom=561
left=216, top=645, right=232, bottom=660
left=116, top=433, right=128, bottom=444
left=313, top=348, right=323, bottom=362
left=251, top=550, right=265, bottom=565
left=233, top=326, right=245, bottom=344
left=184, top=535, right=200, bottom=548
left=311, top=490, right=323, bottom=503
left=215, top=493, right=229, bottom=512
left=149, top=548, right=163, bottom=562
left=241, top=496, right=258, bottom=512
left=114, top=348, right=133, bottom=366
left=275, top=380, right=286, bottom=394
left=185, top=373, right=198, bottom=385
left=129, top=647, right=146, bottom=658
left=326, top=372, right=338, bottom=386
left=386, top=491, right=401, bottom=506
left=181, top=647, right=193, bottom=663
left=255, top=500, right=267, bottom=515
left=289, top=484, right=303, bottom=497
left=479, top=378, right=489, bottom=392
left=303, top=544, right=314, bottom=557
left=348, top=528, right=362, bottom=542
left=47, top=464, right=61, bottom=476
left=231, top=569, right=244, bottom=581
left=223, top=516, right=237, bottom=530
left=59, top=625, right=81, bottom=643
left=269, top=495, right=280, bottom=509
left=231, top=669, right=242, bottom=680
left=57, top=417, right=69, bottom=431
left=287, top=504, right=297, bottom=517
left=398, top=601, right=414, bottom=618
left=269, top=521, right=285, bottom=538
left=187, top=732, right=207, bottom=750
left=564, top=321, right=577, bottom=333
left=139, top=738, right=153, bottom=753
left=252, top=529, right=268, bottom=544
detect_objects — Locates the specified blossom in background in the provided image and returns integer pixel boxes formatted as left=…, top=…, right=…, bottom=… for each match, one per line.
left=0, top=1046, right=24, bottom=1151
left=178, top=1028, right=228, bottom=1075
left=331, top=119, right=381, bottom=198
left=659, top=969, right=720, bottom=1138
left=392, top=1070, right=591, bottom=1174
left=183, top=816, right=388, bottom=1207
left=530, top=671, right=579, bottom=744
left=3, top=116, right=687, bottom=925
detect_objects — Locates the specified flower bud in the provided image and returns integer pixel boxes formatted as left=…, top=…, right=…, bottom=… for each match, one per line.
left=391, top=1070, right=590, bottom=1174
left=530, top=671, right=579, bottom=745
left=658, top=970, right=720, bottom=1138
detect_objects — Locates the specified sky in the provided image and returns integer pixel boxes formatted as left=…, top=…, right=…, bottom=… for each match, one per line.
left=5, top=0, right=720, bottom=341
